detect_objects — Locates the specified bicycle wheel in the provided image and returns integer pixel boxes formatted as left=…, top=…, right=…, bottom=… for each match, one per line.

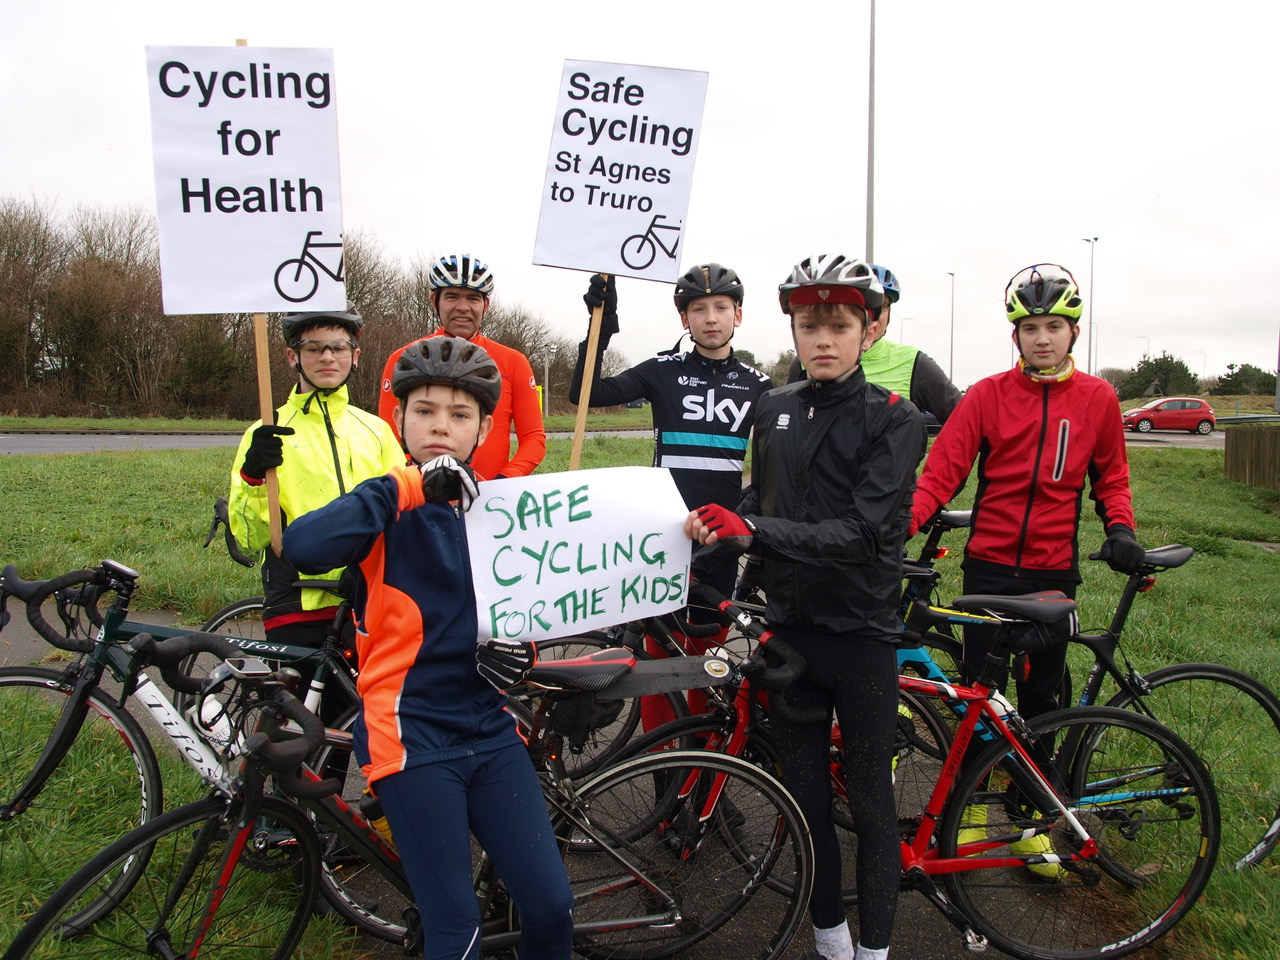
left=3, top=794, right=321, bottom=960
left=557, top=750, right=812, bottom=960
left=310, top=708, right=413, bottom=944
left=619, top=235, right=657, bottom=270
left=1106, top=661, right=1280, bottom=869
left=939, top=705, right=1219, bottom=960
left=202, top=596, right=266, bottom=639
left=0, top=667, right=163, bottom=944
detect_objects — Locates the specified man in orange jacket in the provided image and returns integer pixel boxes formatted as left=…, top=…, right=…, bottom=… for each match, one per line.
left=378, top=253, right=546, bottom=480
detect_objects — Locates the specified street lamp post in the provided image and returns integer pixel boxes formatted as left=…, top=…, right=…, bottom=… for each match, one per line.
left=543, top=343, right=559, bottom=417
left=1195, top=350, right=1206, bottom=389
left=947, top=272, right=955, bottom=381
left=1081, top=237, right=1098, bottom=374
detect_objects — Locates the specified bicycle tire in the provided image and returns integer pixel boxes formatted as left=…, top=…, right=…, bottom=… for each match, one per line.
left=0, top=667, right=163, bottom=943
left=939, top=705, right=1219, bottom=960
left=1105, top=661, right=1280, bottom=869
left=310, top=706, right=413, bottom=944
left=555, top=750, right=813, bottom=960
left=2, top=794, right=321, bottom=960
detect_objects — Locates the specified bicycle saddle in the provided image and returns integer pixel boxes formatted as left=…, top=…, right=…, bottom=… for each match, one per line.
left=523, top=648, right=637, bottom=692
left=949, top=591, right=1076, bottom=624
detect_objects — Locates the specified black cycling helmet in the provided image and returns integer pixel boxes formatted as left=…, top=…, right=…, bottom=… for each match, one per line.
left=392, top=336, right=502, bottom=415
left=281, top=301, right=363, bottom=343
left=673, top=263, right=744, bottom=311
left=1004, top=264, right=1084, bottom=323
left=870, top=264, right=901, bottom=304
left=778, top=255, right=885, bottom=318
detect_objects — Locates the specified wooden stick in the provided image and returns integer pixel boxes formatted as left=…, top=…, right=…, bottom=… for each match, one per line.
left=570, top=274, right=608, bottom=471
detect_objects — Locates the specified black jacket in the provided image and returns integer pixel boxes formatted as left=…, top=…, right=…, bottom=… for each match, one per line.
left=717, top=370, right=927, bottom=639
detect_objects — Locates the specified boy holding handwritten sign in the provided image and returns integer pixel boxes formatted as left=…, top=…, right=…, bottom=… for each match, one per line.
left=284, top=336, right=572, bottom=960
left=687, top=256, right=927, bottom=960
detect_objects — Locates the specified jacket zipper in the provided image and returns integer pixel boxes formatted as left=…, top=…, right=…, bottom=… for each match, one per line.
left=1013, top=385, right=1050, bottom=571
left=318, top=397, right=347, bottom=496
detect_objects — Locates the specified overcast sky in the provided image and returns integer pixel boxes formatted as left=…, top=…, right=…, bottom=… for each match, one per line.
left=4, top=0, right=1277, bottom=392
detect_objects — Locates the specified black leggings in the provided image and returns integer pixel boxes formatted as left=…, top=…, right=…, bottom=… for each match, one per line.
left=768, top=630, right=900, bottom=949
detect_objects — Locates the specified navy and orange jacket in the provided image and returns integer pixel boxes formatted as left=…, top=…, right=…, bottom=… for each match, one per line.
left=911, top=365, right=1135, bottom=581
left=282, top=466, right=521, bottom=785
left=378, top=332, right=546, bottom=481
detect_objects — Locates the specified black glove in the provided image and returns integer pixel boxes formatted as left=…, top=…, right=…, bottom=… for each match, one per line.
left=241, top=425, right=295, bottom=481
left=477, top=638, right=537, bottom=690
left=420, top=455, right=480, bottom=512
left=583, top=274, right=620, bottom=348
left=1094, top=525, right=1146, bottom=575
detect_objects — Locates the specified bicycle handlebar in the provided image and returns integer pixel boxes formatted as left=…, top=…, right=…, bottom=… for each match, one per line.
left=242, top=689, right=341, bottom=800
left=687, top=581, right=827, bottom=725
left=206, top=497, right=257, bottom=568
left=128, top=631, right=339, bottom=799
left=18, top=567, right=103, bottom=653
left=125, top=630, right=243, bottom=693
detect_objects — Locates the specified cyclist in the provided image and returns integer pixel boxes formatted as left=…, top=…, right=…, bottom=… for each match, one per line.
left=909, top=263, right=1146, bottom=876
left=568, top=264, right=772, bottom=595
left=377, top=253, right=547, bottom=480
left=567, top=264, right=772, bottom=726
left=687, top=255, right=927, bottom=960
left=787, top=263, right=962, bottom=423
left=228, top=302, right=403, bottom=671
left=284, top=337, right=573, bottom=960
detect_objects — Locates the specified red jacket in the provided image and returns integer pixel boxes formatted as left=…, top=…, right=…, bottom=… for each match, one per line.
left=378, top=332, right=546, bottom=481
left=911, top=366, right=1135, bottom=578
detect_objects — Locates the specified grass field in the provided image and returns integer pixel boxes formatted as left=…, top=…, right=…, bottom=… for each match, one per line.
left=1, top=436, right=1279, bottom=958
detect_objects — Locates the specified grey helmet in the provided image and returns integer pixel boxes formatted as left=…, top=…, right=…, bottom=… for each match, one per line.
left=392, top=336, right=502, bottom=415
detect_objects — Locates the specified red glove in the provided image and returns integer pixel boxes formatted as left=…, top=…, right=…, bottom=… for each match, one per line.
left=695, top=504, right=755, bottom=552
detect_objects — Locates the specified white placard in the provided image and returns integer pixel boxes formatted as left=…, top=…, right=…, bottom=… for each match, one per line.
left=469, top=467, right=692, bottom=642
left=146, top=46, right=346, bottom=314
left=532, top=60, right=708, bottom=283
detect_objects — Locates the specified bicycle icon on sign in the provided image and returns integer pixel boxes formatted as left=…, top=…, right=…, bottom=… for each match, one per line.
left=620, top=214, right=682, bottom=270
left=274, top=231, right=345, bottom=302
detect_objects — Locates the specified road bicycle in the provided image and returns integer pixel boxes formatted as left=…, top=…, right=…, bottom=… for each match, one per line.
left=703, top=584, right=1220, bottom=959
left=273, top=230, right=344, bottom=302
left=904, top=510, right=1280, bottom=871
left=0, top=560, right=363, bottom=944
left=4, top=641, right=817, bottom=960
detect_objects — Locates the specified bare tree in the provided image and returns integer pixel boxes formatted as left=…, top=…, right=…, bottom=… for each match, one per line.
left=0, top=198, right=65, bottom=395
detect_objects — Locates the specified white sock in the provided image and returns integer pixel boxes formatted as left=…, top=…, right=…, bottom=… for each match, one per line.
left=814, top=920, right=854, bottom=960
left=854, top=943, right=889, bottom=960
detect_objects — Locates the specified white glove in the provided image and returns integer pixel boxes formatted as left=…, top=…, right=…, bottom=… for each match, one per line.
left=420, top=455, right=479, bottom=512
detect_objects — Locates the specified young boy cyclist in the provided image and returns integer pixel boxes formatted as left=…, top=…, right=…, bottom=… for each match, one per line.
left=568, top=264, right=773, bottom=727
left=687, top=255, right=927, bottom=960
left=283, top=337, right=573, bottom=960
left=229, top=303, right=403, bottom=661
left=909, top=263, right=1146, bottom=876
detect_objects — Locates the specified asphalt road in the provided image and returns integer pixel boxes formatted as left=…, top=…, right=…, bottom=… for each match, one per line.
left=0, top=428, right=1226, bottom=456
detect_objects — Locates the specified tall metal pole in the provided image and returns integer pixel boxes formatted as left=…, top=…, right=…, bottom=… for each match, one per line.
left=947, top=271, right=955, bottom=381
left=865, top=0, right=876, bottom=262
left=547, top=342, right=559, bottom=418
left=1082, top=237, right=1098, bottom=374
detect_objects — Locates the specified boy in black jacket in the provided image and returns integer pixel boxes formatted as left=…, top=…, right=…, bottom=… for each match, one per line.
left=687, top=255, right=926, bottom=960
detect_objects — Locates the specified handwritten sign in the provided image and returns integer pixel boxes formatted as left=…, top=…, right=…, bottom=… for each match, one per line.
left=532, top=60, right=708, bottom=283
left=468, top=467, right=691, bottom=642
left=145, top=45, right=346, bottom=314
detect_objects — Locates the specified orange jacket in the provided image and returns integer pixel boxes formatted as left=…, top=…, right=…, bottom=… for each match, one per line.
left=378, top=331, right=547, bottom=480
